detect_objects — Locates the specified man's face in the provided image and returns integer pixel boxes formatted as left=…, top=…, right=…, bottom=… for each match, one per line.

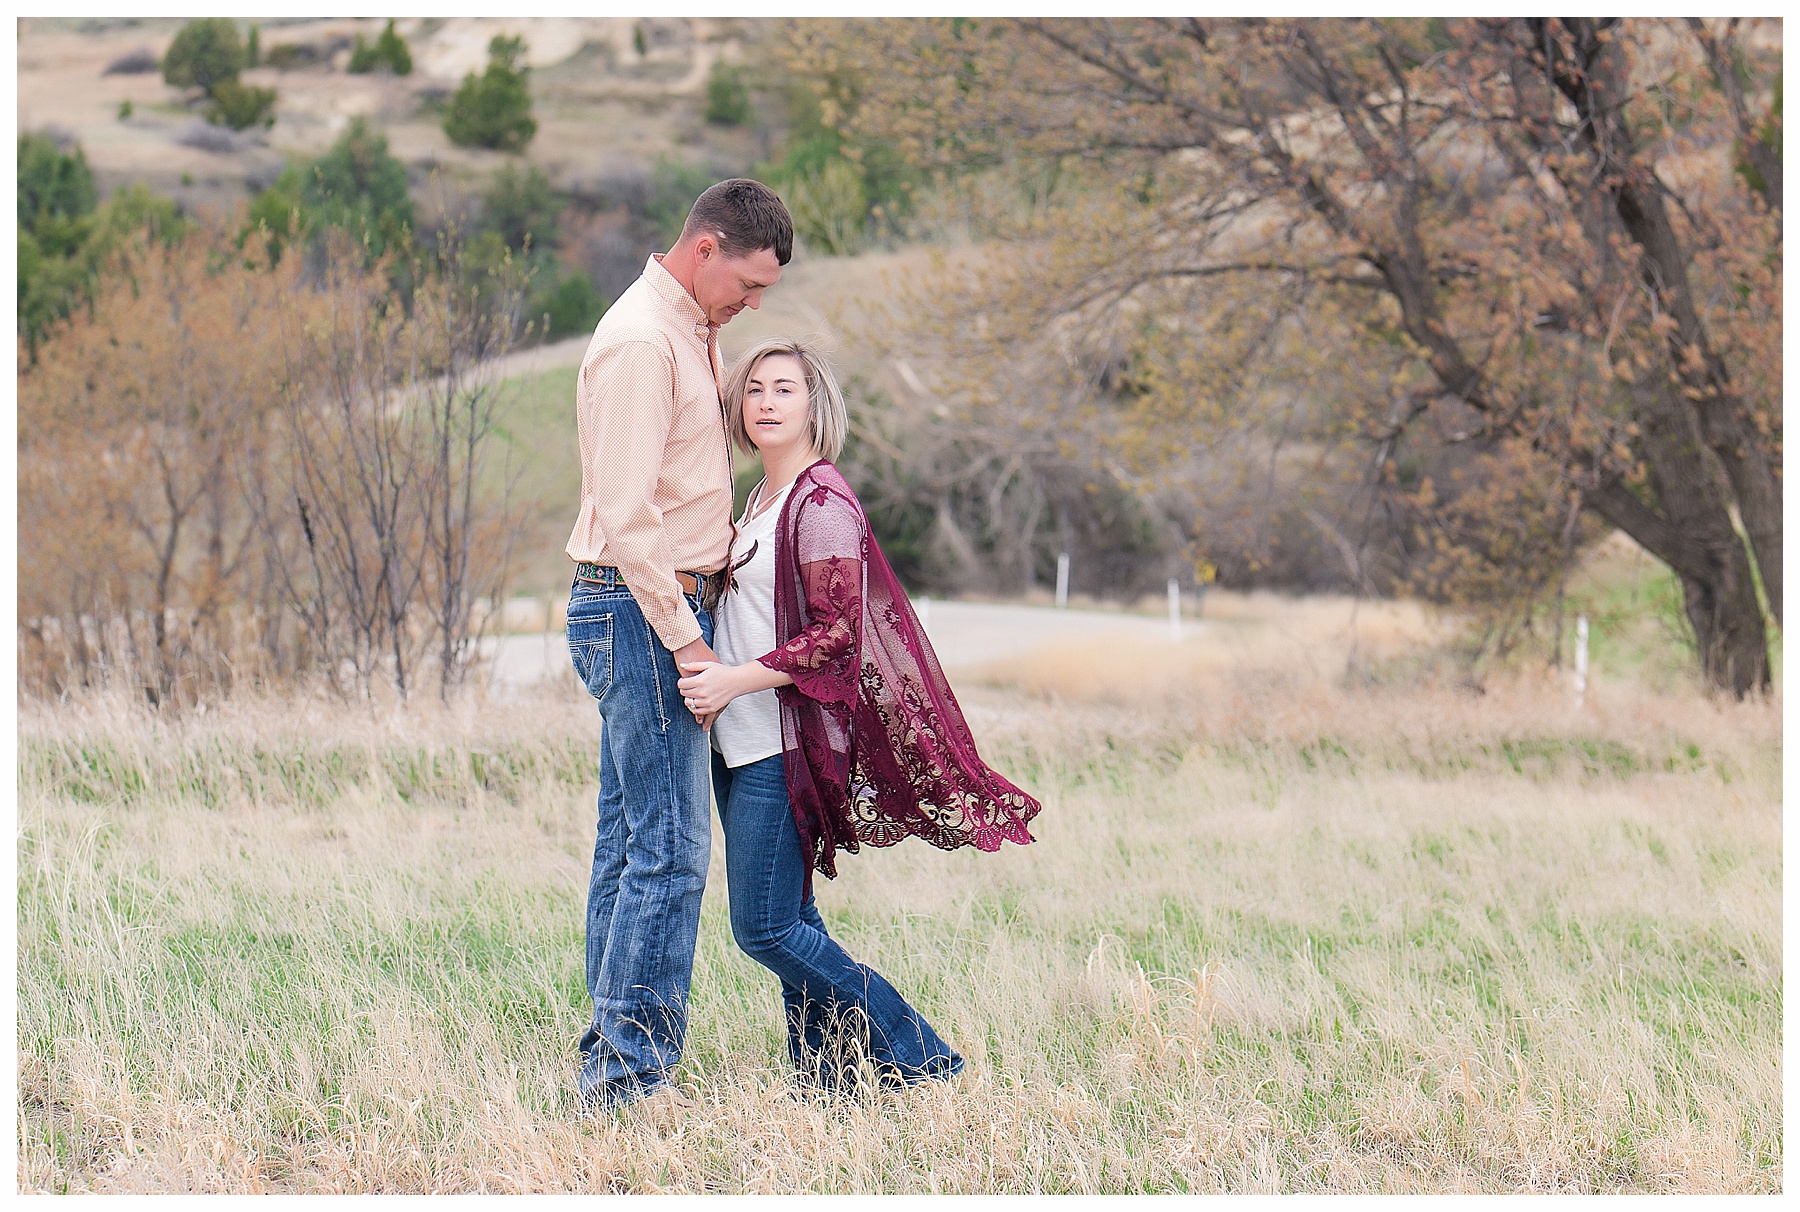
left=692, top=238, right=783, bottom=327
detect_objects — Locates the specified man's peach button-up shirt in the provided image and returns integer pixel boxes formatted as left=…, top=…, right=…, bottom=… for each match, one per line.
left=565, top=253, right=733, bottom=652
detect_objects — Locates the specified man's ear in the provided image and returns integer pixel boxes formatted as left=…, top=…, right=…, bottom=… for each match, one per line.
left=694, top=234, right=716, bottom=263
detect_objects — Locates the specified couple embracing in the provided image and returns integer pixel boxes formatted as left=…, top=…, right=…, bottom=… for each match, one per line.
left=562, top=179, right=1040, bottom=1120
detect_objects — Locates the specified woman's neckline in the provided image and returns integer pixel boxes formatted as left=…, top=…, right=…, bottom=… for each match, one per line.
left=744, top=476, right=793, bottom=524
left=745, top=458, right=827, bottom=523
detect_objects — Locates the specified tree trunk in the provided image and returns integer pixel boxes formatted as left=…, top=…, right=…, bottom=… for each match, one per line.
left=1532, top=17, right=1783, bottom=622
left=1584, top=379, right=1769, bottom=696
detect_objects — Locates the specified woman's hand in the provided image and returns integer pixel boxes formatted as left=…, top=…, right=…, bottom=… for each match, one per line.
left=677, top=661, right=745, bottom=721
left=677, top=659, right=797, bottom=728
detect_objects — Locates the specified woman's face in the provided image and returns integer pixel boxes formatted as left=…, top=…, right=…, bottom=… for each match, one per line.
left=742, top=353, right=813, bottom=459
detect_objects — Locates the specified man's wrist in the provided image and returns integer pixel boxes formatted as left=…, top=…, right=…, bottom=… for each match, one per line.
left=662, top=617, right=703, bottom=653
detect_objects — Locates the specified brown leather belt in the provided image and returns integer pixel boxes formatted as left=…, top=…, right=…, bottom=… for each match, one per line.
left=574, top=561, right=723, bottom=604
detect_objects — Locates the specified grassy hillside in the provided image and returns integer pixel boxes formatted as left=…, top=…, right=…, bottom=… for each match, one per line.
left=492, top=365, right=582, bottom=598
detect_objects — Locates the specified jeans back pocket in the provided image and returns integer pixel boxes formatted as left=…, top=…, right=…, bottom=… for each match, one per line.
left=567, top=613, right=614, bottom=700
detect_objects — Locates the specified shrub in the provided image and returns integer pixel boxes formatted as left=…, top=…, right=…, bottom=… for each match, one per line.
left=174, top=119, right=249, bottom=154
left=263, top=42, right=315, bottom=71
left=443, top=35, right=536, bottom=152
left=642, top=157, right=720, bottom=248
left=206, top=80, right=277, bottom=131
left=481, top=163, right=562, bottom=253
left=348, top=19, right=413, bottom=76
left=244, top=165, right=305, bottom=264
left=103, top=47, right=158, bottom=75
left=246, top=118, right=414, bottom=266
left=704, top=60, right=754, bottom=127
left=161, top=18, right=245, bottom=96
left=347, top=34, right=377, bottom=73
left=533, top=268, right=605, bottom=339
left=246, top=24, right=260, bottom=68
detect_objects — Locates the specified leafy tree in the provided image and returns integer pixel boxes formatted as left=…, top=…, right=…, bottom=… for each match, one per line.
left=18, top=132, right=96, bottom=230
left=307, top=118, right=415, bottom=259
left=443, top=35, right=536, bottom=152
left=789, top=17, right=1782, bottom=694
left=19, top=230, right=305, bottom=704
left=245, top=118, right=414, bottom=265
left=246, top=24, right=260, bottom=68
left=704, top=59, right=754, bottom=126
left=161, top=18, right=245, bottom=96
left=19, top=221, right=531, bottom=704
left=18, top=134, right=184, bottom=354
left=349, top=19, right=413, bottom=76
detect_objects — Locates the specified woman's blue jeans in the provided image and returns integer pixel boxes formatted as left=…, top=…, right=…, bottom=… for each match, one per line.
left=711, top=751, right=964, bottom=1092
left=567, top=576, right=714, bottom=1110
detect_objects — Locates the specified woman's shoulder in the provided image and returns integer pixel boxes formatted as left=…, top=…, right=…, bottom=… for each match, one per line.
left=789, top=461, right=867, bottom=536
left=794, top=460, right=861, bottom=507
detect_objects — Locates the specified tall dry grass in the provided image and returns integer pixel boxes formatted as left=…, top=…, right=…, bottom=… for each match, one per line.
left=15, top=601, right=1781, bottom=1193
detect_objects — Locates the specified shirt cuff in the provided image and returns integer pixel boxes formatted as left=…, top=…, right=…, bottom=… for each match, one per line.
left=653, top=601, right=703, bottom=652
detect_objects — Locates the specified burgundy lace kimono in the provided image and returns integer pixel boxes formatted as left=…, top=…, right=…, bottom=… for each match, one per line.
left=757, top=460, right=1040, bottom=884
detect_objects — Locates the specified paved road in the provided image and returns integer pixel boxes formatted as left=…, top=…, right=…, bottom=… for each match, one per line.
left=480, top=598, right=1191, bottom=697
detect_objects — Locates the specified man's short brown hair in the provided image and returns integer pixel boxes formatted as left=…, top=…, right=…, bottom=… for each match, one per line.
left=680, top=178, right=793, bottom=266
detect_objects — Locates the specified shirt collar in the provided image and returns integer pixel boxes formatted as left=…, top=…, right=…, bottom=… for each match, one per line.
left=647, top=253, right=716, bottom=342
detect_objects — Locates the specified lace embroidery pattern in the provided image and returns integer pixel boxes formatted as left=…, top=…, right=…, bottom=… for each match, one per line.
left=758, top=462, right=1040, bottom=882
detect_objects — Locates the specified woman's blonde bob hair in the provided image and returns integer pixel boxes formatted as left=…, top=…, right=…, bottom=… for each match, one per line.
left=722, top=338, right=848, bottom=463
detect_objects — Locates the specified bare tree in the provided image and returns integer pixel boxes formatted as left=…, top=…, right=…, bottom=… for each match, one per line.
left=18, top=228, right=302, bottom=705
left=410, top=228, right=530, bottom=699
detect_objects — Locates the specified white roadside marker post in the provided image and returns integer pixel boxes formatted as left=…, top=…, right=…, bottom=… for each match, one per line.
left=918, top=595, right=930, bottom=634
left=1056, top=552, right=1070, bottom=609
left=1574, top=615, right=1589, bottom=709
left=1168, top=577, right=1182, bottom=640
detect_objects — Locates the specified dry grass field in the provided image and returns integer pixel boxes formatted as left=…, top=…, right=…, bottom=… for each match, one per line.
left=15, top=590, right=1781, bottom=1193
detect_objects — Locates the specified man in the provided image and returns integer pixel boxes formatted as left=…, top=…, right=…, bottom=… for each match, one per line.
left=563, top=178, right=792, bottom=1117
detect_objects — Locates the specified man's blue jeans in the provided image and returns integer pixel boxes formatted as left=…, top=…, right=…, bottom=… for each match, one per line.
left=567, top=575, right=713, bottom=1110
left=711, top=752, right=964, bottom=1091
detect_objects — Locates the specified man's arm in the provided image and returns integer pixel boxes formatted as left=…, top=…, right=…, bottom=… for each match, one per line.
left=581, top=340, right=705, bottom=652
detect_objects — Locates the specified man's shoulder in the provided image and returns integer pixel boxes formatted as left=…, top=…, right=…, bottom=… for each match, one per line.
left=582, top=291, right=676, bottom=370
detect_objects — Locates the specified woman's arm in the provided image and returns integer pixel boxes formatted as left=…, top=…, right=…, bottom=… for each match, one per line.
left=756, top=486, right=866, bottom=706
left=676, top=659, right=793, bottom=719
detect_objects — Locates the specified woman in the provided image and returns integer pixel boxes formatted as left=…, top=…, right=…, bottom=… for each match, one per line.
left=677, top=338, right=1040, bottom=1094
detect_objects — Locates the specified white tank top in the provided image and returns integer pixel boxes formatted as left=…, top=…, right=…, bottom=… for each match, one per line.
left=710, top=479, right=794, bottom=767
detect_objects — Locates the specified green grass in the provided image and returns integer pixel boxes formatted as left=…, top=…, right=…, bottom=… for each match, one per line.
left=15, top=682, right=1781, bottom=1193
